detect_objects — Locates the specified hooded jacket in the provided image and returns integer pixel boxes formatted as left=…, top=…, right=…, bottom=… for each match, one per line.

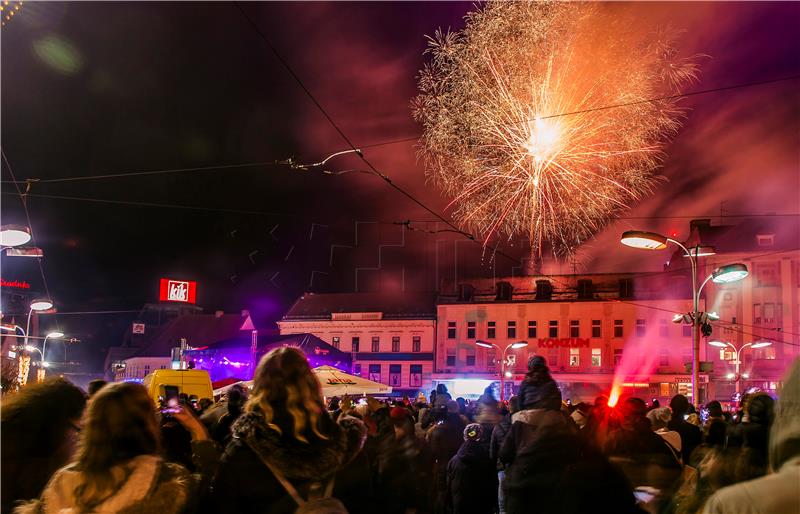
left=210, top=412, right=369, bottom=514
left=702, top=360, right=800, bottom=514
left=13, top=440, right=219, bottom=514
left=446, top=440, right=498, bottom=514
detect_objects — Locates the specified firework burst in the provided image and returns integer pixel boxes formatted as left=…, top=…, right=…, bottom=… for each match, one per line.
left=413, top=1, right=701, bottom=257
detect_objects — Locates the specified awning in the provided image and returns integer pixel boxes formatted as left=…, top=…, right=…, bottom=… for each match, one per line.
left=313, top=365, right=392, bottom=396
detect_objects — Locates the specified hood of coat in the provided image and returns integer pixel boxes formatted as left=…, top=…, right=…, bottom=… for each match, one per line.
left=455, top=440, right=490, bottom=464
left=33, top=455, right=176, bottom=514
left=232, top=412, right=367, bottom=481
left=512, top=408, right=566, bottom=428
left=770, top=359, right=800, bottom=471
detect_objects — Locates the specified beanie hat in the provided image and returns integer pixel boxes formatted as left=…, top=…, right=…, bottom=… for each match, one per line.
left=389, top=406, right=414, bottom=426
left=463, top=423, right=483, bottom=442
left=528, top=355, right=547, bottom=370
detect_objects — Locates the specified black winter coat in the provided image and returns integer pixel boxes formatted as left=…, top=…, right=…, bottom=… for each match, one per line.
left=489, top=414, right=512, bottom=469
left=517, top=378, right=562, bottom=411
left=498, top=410, right=579, bottom=514
left=667, top=418, right=702, bottom=463
left=429, top=415, right=466, bottom=514
left=378, top=435, right=435, bottom=514
left=210, top=413, right=371, bottom=514
left=446, top=440, right=498, bottom=514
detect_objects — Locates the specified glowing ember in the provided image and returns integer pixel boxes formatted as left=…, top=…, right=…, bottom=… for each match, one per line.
left=413, top=1, right=701, bottom=256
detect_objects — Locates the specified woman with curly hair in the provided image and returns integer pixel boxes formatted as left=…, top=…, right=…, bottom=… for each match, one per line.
left=211, top=346, right=371, bottom=514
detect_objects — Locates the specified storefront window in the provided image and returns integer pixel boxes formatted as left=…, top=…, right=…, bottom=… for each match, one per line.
left=591, top=348, right=601, bottom=367
left=570, top=348, right=580, bottom=367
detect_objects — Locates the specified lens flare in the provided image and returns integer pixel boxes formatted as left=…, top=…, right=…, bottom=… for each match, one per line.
left=413, top=1, right=701, bottom=256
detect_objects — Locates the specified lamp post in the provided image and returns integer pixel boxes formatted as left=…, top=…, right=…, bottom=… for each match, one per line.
left=621, top=230, right=749, bottom=405
left=475, top=340, right=529, bottom=401
left=42, top=331, right=65, bottom=364
left=708, top=341, right=772, bottom=393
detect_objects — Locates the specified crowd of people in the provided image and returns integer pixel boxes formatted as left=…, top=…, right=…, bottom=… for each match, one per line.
left=1, top=349, right=798, bottom=514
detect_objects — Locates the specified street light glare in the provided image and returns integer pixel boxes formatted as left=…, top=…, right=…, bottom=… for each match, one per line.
left=46, top=331, right=65, bottom=338
left=510, top=342, right=529, bottom=349
left=711, top=263, right=749, bottom=284
left=29, top=299, right=54, bottom=311
left=24, top=345, right=37, bottom=352
left=726, top=373, right=735, bottom=379
left=708, top=341, right=728, bottom=348
left=751, top=342, right=772, bottom=349
left=619, top=230, right=668, bottom=250
left=475, top=341, right=494, bottom=349
left=0, top=224, right=32, bottom=247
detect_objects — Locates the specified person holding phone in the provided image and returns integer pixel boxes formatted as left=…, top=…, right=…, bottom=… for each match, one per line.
left=15, top=382, right=219, bottom=514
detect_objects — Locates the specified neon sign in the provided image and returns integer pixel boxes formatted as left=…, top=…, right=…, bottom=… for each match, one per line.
left=1, top=279, right=31, bottom=289
left=159, top=278, right=197, bottom=304
left=537, top=338, right=591, bottom=348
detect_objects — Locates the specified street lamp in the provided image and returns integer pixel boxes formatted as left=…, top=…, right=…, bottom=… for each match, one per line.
left=475, top=340, right=529, bottom=401
left=0, top=224, right=31, bottom=247
left=708, top=340, right=772, bottom=393
left=42, top=331, right=65, bottom=362
left=621, top=229, right=749, bottom=405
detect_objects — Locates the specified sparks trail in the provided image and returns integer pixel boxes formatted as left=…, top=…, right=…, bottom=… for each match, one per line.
left=414, top=2, right=701, bottom=259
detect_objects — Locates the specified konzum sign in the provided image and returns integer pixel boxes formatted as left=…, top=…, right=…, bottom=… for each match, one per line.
left=537, top=338, right=591, bottom=348
left=159, top=279, right=197, bottom=304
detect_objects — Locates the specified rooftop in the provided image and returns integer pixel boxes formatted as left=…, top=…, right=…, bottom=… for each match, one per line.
left=282, top=292, right=437, bottom=321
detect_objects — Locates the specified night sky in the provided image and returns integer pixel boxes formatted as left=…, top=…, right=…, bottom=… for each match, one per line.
left=2, top=2, right=798, bottom=370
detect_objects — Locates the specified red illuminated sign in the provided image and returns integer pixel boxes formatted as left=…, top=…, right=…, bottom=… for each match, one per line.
left=1, top=279, right=31, bottom=289
left=159, top=279, right=197, bottom=304
left=537, top=338, right=591, bottom=349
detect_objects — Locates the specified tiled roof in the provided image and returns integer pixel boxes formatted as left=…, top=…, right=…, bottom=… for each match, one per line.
left=134, top=314, right=253, bottom=357
left=282, top=292, right=437, bottom=320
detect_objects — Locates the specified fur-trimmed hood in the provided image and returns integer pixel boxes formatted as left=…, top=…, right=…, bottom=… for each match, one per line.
left=231, top=412, right=367, bottom=482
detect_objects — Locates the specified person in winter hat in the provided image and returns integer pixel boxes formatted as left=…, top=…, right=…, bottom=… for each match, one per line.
left=428, top=401, right=466, bottom=514
left=446, top=424, right=498, bottom=514
left=646, top=406, right=682, bottom=459
left=517, top=355, right=562, bottom=411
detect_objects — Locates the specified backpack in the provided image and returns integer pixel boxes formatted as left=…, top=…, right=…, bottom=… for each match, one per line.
left=257, top=455, right=349, bottom=514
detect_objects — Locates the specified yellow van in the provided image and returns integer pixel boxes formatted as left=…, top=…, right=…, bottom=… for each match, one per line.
left=142, top=369, right=213, bottom=407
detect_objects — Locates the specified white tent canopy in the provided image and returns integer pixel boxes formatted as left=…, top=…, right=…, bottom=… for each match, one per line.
left=313, top=365, right=392, bottom=396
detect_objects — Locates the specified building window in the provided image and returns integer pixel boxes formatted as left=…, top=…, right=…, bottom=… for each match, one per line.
left=446, top=350, right=456, bottom=368
left=412, top=336, right=421, bottom=353
left=659, top=351, right=669, bottom=367
left=371, top=337, right=380, bottom=352
left=754, top=346, right=777, bottom=360
left=410, top=364, right=422, bottom=387
left=570, top=320, right=580, bottom=338
left=389, top=364, right=402, bottom=387
left=160, top=365, right=167, bottom=369
left=591, top=320, right=601, bottom=338
left=487, top=321, right=496, bottom=339
left=659, top=319, right=668, bottom=337
left=591, top=348, right=601, bottom=367
left=549, top=320, right=558, bottom=338
left=682, top=325, right=692, bottom=338
left=569, top=348, right=580, bottom=367
left=332, top=336, right=340, bottom=349
left=635, top=319, right=646, bottom=337
left=144, top=365, right=150, bottom=376
left=719, top=349, right=735, bottom=361
left=757, top=234, right=774, bottom=247
left=467, top=321, right=476, bottom=339
left=354, top=364, right=362, bottom=376
left=507, top=321, right=517, bottom=338
left=368, top=364, right=381, bottom=383
left=391, top=336, right=400, bottom=353
left=528, top=320, right=537, bottom=338
left=755, top=262, right=779, bottom=287
left=548, top=349, right=558, bottom=368
left=614, top=320, right=623, bottom=338
left=351, top=337, right=360, bottom=353
left=614, top=349, right=623, bottom=365
left=763, top=303, right=776, bottom=325
left=447, top=321, right=457, bottom=339
left=466, top=353, right=476, bottom=367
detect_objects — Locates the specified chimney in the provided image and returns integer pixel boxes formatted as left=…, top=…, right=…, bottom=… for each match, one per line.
left=457, top=284, right=475, bottom=302
left=619, top=278, right=634, bottom=299
left=577, top=279, right=593, bottom=299
left=495, top=281, right=513, bottom=301
left=535, top=280, right=552, bottom=300
left=215, top=310, right=224, bottom=318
